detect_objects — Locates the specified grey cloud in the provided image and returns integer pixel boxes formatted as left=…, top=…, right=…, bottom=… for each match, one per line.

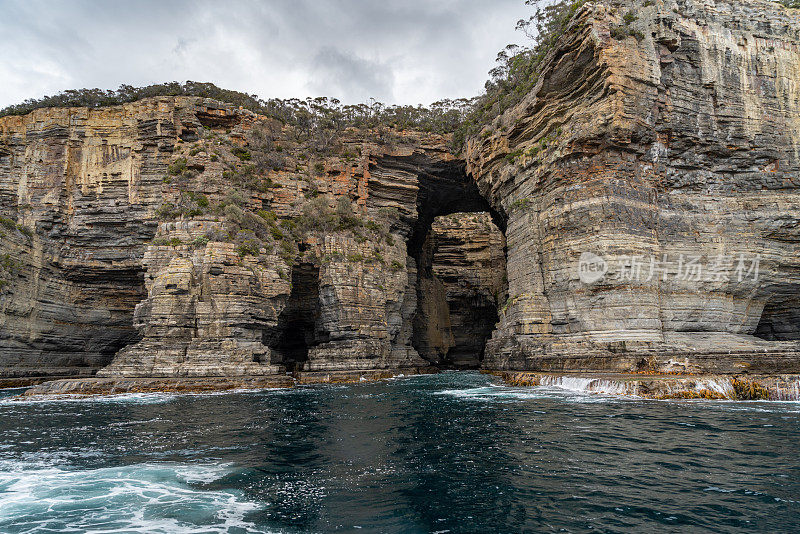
left=307, top=47, right=394, bottom=102
left=0, top=0, right=532, bottom=108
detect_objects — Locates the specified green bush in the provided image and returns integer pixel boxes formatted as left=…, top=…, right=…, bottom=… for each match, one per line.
left=155, top=203, right=178, bottom=219
left=236, top=238, right=260, bottom=257
left=220, top=190, right=247, bottom=209
left=611, top=24, right=644, bottom=41
left=223, top=204, right=245, bottom=224
left=0, top=216, right=16, bottom=230
left=257, top=209, right=278, bottom=222
left=270, top=226, right=285, bottom=240
left=0, top=253, right=20, bottom=273
left=168, top=158, right=187, bottom=176
left=510, top=197, right=532, bottom=212
left=232, top=147, right=252, bottom=161
left=505, top=149, right=523, bottom=163
left=335, top=197, right=363, bottom=230
left=192, top=235, right=210, bottom=248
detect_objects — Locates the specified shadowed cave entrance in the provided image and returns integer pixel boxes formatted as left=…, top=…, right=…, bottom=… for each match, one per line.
left=755, top=298, right=800, bottom=341
left=413, top=211, right=507, bottom=369
left=267, top=263, right=327, bottom=371
left=378, top=155, right=508, bottom=370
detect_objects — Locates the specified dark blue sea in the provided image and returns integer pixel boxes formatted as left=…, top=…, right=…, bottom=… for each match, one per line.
left=0, top=372, right=798, bottom=533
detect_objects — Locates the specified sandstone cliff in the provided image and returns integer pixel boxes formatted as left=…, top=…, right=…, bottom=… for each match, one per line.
left=0, top=97, right=500, bottom=378
left=467, top=0, right=800, bottom=373
left=2, top=0, right=800, bottom=382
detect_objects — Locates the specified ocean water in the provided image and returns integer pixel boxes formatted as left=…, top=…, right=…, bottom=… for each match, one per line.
left=0, top=373, right=799, bottom=533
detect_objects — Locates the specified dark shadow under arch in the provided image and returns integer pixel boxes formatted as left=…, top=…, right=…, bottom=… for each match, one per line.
left=374, top=155, right=508, bottom=369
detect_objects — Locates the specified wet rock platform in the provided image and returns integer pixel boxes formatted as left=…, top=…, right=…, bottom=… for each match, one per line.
left=17, top=366, right=440, bottom=397
left=490, top=371, right=800, bottom=401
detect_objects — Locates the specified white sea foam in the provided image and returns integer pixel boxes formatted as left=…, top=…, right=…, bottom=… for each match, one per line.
left=0, top=461, right=274, bottom=533
left=0, top=387, right=291, bottom=407
left=0, top=392, right=178, bottom=407
left=434, top=384, right=619, bottom=404
left=537, top=376, right=632, bottom=396
left=438, top=375, right=800, bottom=405
left=772, top=379, right=800, bottom=401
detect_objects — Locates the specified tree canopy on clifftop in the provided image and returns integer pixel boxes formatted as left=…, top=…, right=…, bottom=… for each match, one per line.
left=0, top=0, right=589, bottom=154
left=0, top=81, right=474, bottom=139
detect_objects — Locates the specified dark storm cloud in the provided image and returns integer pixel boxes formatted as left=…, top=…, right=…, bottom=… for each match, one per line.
left=0, top=0, right=531, bottom=108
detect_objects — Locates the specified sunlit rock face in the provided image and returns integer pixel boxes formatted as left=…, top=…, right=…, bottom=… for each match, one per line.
left=467, top=0, right=800, bottom=372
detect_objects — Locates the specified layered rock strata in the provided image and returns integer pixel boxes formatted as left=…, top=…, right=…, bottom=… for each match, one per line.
left=467, top=0, right=800, bottom=373
left=0, top=102, right=179, bottom=376
left=414, top=212, right=507, bottom=368
left=1, top=96, right=495, bottom=378
left=3, top=0, right=800, bottom=384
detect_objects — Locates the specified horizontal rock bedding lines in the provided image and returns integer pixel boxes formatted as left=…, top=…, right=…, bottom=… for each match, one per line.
left=2, top=0, right=800, bottom=386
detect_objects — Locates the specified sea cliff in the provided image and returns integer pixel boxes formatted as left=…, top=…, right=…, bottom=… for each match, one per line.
left=2, top=0, right=800, bottom=395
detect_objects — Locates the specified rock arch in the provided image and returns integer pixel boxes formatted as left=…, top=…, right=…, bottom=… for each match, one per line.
left=370, top=155, right=508, bottom=369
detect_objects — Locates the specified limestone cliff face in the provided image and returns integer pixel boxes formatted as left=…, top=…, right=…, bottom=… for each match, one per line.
left=467, top=0, right=800, bottom=372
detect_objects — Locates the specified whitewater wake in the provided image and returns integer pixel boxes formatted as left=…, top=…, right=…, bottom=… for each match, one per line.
left=0, top=461, right=272, bottom=533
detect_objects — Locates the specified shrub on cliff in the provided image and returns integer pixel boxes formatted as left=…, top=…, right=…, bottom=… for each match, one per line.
left=452, top=0, right=587, bottom=150
left=0, top=253, right=21, bottom=291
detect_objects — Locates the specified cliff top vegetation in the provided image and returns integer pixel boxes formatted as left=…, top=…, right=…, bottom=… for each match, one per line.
left=0, top=1, right=587, bottom=151
left=1, top=0, right=796, bottom=150
left=0, top=81, right=474, bottom=139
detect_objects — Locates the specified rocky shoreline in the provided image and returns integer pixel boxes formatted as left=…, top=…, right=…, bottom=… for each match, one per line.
left=491, top=371, right=800, bottom=401
left=8, top=367, right=800, bottom=402
left=15, top=366, right=439, bottom=397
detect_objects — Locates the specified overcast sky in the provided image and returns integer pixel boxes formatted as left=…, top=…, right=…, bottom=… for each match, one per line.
left=0, top=0, right=533, bottom=109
